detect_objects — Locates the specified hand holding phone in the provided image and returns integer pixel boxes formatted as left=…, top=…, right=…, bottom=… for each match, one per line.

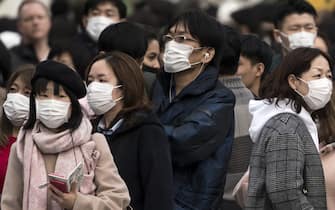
left=48, top=175, right=69, bottom=193
left=49, top=181, right=77, bottom=209
left=47, top=162, right=83, bottom=193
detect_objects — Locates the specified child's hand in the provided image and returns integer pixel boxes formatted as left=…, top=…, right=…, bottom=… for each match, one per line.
left=49, top=182, right=77, bottom=209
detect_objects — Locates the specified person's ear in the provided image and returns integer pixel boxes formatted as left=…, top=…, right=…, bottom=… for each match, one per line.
left=273, top=29, right=282, bottom=43
left=202, top=48, right=215, bottom=64
left=82, top=16, right=88, bottom=28
left=288, top=74, right=299, bottom=90
left=255, top=63, right=265, bottom=78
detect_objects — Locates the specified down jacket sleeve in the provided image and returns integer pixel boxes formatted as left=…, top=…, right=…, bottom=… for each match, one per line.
left=163, top=90, right=235, bottom=166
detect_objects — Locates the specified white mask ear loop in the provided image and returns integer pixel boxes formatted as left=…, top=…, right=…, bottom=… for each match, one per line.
left=113, top=85, right=123, bottom=103
left=279, top=32, right=291, bottom=51
left=189, top=49, right=208, bottom=81
left=294, top=77, right=308, bottom=97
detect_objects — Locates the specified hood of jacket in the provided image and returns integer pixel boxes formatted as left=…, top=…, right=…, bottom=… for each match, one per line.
left=248, top=98, right=319, bottom=150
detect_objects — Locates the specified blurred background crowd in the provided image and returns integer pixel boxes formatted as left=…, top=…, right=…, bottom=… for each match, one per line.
left=0, top=0, right=334, bottom=85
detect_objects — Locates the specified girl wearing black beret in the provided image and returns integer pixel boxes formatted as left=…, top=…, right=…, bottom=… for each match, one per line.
left=1, top=60, right=130, bottom=210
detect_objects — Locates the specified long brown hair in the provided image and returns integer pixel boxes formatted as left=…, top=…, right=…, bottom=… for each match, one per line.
left=260, top=47, right=335, bottom=144
left=316, top=86, right=335, bottom=144
left=86, top=51, right=151, bottom=120
left=0, top=65, right=35, bottom=147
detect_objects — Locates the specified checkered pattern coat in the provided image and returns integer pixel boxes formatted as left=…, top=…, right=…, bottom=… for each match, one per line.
left=245, top=113, right=327, bottom=210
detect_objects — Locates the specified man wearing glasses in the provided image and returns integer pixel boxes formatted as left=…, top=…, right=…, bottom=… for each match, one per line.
left=151, top=10, right=235, bottom=210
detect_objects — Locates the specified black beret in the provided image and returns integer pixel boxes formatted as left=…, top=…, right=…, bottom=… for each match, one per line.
left=32, top=60, right=86, bottom=98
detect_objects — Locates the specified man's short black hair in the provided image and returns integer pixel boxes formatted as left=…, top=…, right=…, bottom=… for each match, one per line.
left=166, top=10, right=224, bottom=68
left=274, top=0, right=317, bottom=29
left=83, top=0, right=127, bottom=18
left=220, top=25, right=241, bottom=75
left=240, top=34, right=273, bottom=80
left=48, top=40, right=92, bottom=80
left=98, top=22, right=147, bottom=60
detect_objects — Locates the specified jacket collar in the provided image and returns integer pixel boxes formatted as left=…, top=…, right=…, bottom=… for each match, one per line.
left=94, top=110, right=160, bottom=137
left=16, top=43, right=39, bottom=63
left=158, top=65, right=219, bottom=100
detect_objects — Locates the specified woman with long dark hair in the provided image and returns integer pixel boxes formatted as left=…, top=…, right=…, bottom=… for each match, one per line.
left=246, top=47, right=332, bottom=210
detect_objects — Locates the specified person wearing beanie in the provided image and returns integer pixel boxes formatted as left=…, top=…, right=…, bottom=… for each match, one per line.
left=1, top=60, right=130, bottom=210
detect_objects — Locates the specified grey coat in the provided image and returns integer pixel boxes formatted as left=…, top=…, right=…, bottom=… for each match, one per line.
left=245, top=113, right=327, bottom=210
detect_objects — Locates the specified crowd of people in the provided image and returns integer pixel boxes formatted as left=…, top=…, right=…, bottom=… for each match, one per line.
left=0, top=0, right=334, bottom=210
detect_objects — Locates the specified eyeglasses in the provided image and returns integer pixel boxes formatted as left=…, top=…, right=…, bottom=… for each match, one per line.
left=162, top=34, right=198, bottom=44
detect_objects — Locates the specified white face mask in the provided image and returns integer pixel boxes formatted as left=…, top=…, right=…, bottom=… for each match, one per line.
left=36, top=99, right=70, bottom=129
left=280, top=31, right=316, bottom=50
left=87, top=82, right=122, bottom=115
left=3, top=93, right=30, bottom=126
left=163, top=40, right=202, bottom=73
left=296, top=77, right=333, bottom=110
left=86, top=16, right=116, bottom=41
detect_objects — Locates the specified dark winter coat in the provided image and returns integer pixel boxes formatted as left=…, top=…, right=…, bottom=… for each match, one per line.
left=151, top=66, right=235, bottom=210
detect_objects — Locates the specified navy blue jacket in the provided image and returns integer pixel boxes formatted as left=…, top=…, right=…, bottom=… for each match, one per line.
left=151, top=66, right=235, bottom=210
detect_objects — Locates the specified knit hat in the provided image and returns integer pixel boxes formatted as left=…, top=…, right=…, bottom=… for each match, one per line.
left=32, top=60, right=86, bottom=98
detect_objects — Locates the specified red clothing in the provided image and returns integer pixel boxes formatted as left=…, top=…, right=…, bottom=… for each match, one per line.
left=0, top=136, right=16, bottom=193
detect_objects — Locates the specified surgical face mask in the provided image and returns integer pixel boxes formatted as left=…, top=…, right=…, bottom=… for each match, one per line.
left=280, top=31, right=316, bottom=50
left=296, top=77, right=333, bottom=110
left=87, top=82, right=122, bottom=115
left=3, top=93, right=30, bottom=126
left=36, top=99, right=70, bottom=129
left=163, top=40, right=202, bottom=73
left=86, top=16, right=116, bottom=41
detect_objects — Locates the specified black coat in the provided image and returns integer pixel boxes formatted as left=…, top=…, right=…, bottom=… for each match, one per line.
left=95, top=110, right=174, bottom=210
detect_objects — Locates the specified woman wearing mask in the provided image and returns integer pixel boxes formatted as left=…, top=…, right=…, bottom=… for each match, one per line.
left=86, top=51, right=173, bottom=210
left=246, top=47, right=332, bottom=210
left=0, top=65, right=34, bottom=197
left=143, top=29, right=161, bottom=73
left=1, top=60, right=130, bottom=210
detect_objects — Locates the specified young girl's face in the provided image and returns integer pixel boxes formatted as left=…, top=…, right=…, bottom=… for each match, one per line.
left=35, top=81, right=70, bottom=102
left=3, top=76, right=32, bottom=127
left=35, top=81, right=72, bottom=129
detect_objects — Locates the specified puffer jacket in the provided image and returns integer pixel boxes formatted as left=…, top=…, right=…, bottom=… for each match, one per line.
left=151, top=66, right=235, bottom=210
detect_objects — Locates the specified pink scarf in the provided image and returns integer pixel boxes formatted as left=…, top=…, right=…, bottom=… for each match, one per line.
left=16, top=116, right=100, bottom=210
